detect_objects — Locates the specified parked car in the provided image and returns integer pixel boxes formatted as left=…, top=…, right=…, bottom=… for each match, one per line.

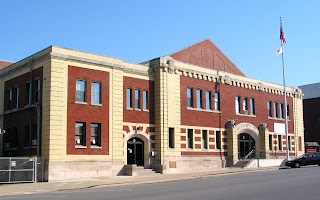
left=285, top=152, right=320, bottom=168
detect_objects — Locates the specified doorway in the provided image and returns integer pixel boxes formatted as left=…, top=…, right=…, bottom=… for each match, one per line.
left=238, top=133, right=255, bottom=159
left=127, top=137, right=144, bottom=166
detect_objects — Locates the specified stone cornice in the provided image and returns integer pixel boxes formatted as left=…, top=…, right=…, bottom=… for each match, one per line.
left=155, top=57, right=303, bottom=99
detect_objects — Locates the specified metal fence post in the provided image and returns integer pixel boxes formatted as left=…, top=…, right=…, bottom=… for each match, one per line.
left=34, top=156, right=37, bottom=183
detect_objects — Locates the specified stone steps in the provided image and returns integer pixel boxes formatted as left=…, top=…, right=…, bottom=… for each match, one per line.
left=136, top=167, right=161, bottom=176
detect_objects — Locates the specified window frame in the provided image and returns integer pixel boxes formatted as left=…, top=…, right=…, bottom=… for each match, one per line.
left=278, top=135, right=282, bottom=151
left=75, top=122, right=86, bottom=146
left=216, top=131, right=221, bottom=149
left=168, top=128, right=175, bottom=148
left=202, top=130, right=208, bottom=149
left=196, top=89, right=202, bottom=109
left=268, top=101, right=272, bottom=117
left=205, top=91, right=212, bottom=110
left=187, top=129, right=193, bottom=149
left=91, top=82, right=101, bottom=104
left=76, top=80, right=86, bottom=103
left=187, top=87, right=193, bottom=107
left=143, top=90, right=149, bottom=110
left=34, top=79, right=41, bottom=103
left=250, top=98, right=255, bottom=115
left=235, top=96, right=240, bottom=114
left=126, top=88, right=132, bottom=108
left=90, top=123, right=101, bottom=147
left=214, top=92, right=220, bottom=111
left=135, top=89, right=141, bottom=109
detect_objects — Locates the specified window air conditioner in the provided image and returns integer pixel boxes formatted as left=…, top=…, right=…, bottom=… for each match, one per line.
left=4, top=143, right=10, bottom=149
left=32, top=139, right=37, bottom=146
left=76, top=139, right=81, bottom=145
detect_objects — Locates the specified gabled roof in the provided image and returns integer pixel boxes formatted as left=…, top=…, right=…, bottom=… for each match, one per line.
left=0, top=60, right=13, bottom=69
left=169, top=39, right=245, bottom=76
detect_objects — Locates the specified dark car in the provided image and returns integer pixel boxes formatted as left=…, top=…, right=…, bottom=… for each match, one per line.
left=285, top=152, right=320, bottom=168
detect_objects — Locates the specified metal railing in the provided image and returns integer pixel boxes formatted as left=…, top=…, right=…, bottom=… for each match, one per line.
left=0, top=157, right=45, bottom=184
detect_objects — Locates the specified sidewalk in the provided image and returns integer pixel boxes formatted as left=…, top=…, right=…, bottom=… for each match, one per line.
left=0, top=166, right=278, bottom=197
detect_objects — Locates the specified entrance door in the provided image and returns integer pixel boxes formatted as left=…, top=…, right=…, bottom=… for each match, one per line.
left=127, top=137, right=144, bottom=166
left=238, top=133, right=255, bottom=159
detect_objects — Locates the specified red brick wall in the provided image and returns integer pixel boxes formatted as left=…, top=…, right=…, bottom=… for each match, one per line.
left=180, top=76, right=294, bottom=133
left=3, top=67, right=43, bottom=156
left=67, top=66, right=109, bottom=155
left=123, top=76, right=154, bottom=124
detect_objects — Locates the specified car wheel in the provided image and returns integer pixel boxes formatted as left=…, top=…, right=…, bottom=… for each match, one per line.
left=294, top=162, right=300, bottom=168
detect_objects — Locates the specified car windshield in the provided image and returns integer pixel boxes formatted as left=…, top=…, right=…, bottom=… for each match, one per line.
left=298, top=154, right=307, bottom=158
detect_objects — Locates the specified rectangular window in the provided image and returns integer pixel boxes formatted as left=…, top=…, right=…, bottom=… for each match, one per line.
left=187, top=129, right=193, bottom=149
left=24, top=126, right=30, bottom=147
left=187, top=88, right=193, bottom=107
left=235, top=96, right=240, bottom=114
left=14, top=87, right=19, bottom=109
left=196, top=89, right=202, bottom=109
left=214, top=92, right=220, bottom=111
left=205, top=91, right=212, bottom=110
left=76, top=80, right=86, bottom=102
left=243, top=97, right=248, bottom=114
left=75, top=122, right=86, bottom=146
left=278, top=135, right=282, bottom=151
left=7, top=89, right=13, bottom=110
left=168, top=128, right=174, bottom=148
left=91, top=123, right=101, bottom=146
left=26, top=82, right=31, bottom=106
left=135, top=89, right=140, bottom=109
left=274, top=102, right=279, bottom=118
left=287, top=104, right=290, bottom=118
left=91, top=82, right=101, bottom=104
left=280, top=103, right=284, bottom=119
left=269, top=134, right=273, bottom=150
left=202, top=130, right=208, bottom=149
left=250, top=98, right=255, bottom=115
left=34, top=79, right=40, bottom=103
left=11, top=127, right=17, bottom=148
left=268, top=101, right=272, bottom=117
left=126, top=88, right=132, bottom=108
left=288, top=136, right=291, bottom=151
left=143, top=90, right=149, bottom=110
left=216, top=131, right=221, bottom=149
left=31, top=124, right=37, bottom=146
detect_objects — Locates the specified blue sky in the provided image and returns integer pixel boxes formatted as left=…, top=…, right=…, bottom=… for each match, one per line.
left=0, top=1, right=318, bottom=86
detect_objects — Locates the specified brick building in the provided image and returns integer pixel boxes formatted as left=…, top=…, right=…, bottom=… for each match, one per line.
left=0, top=39, right=304, bottom=181
left=299, top=83, right=320, bottom=151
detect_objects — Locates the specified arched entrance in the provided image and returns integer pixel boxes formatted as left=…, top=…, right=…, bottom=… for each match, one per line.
left=127, top=137, right=144, bottom=166
left=238, top=133, right=256, bottom=159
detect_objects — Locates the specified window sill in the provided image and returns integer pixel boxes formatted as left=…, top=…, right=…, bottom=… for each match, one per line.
left=75, top=101, right=87, bottom=105
left=75, top=145, right=87, bottom=149
left=90, top=146, right=102, bottom=149
left=143, top=109, right=149, bottom=112
left=10, top=147, right=17, bottom=150
left=135, top=108, right=142, bottom=111
left=187, top=107, right=221, bottom=113
left=126, top=107, right=133, bottom=110
left=268, top=117, right=290, bottom=121
left=91, top=103, right=102, bottom=106
left=236, top=113, right=256, bottom=117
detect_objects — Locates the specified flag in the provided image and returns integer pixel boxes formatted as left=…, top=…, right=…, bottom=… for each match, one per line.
left=280, top=27, right=286, bottom=44
left=275, top=46, right=283, bottom=55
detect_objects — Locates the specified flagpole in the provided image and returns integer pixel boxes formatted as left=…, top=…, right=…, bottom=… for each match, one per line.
left=280, top=16, right=290, bottom=160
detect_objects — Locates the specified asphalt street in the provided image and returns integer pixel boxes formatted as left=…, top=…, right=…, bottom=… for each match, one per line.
left=1, top=166, right=320, bottom=200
